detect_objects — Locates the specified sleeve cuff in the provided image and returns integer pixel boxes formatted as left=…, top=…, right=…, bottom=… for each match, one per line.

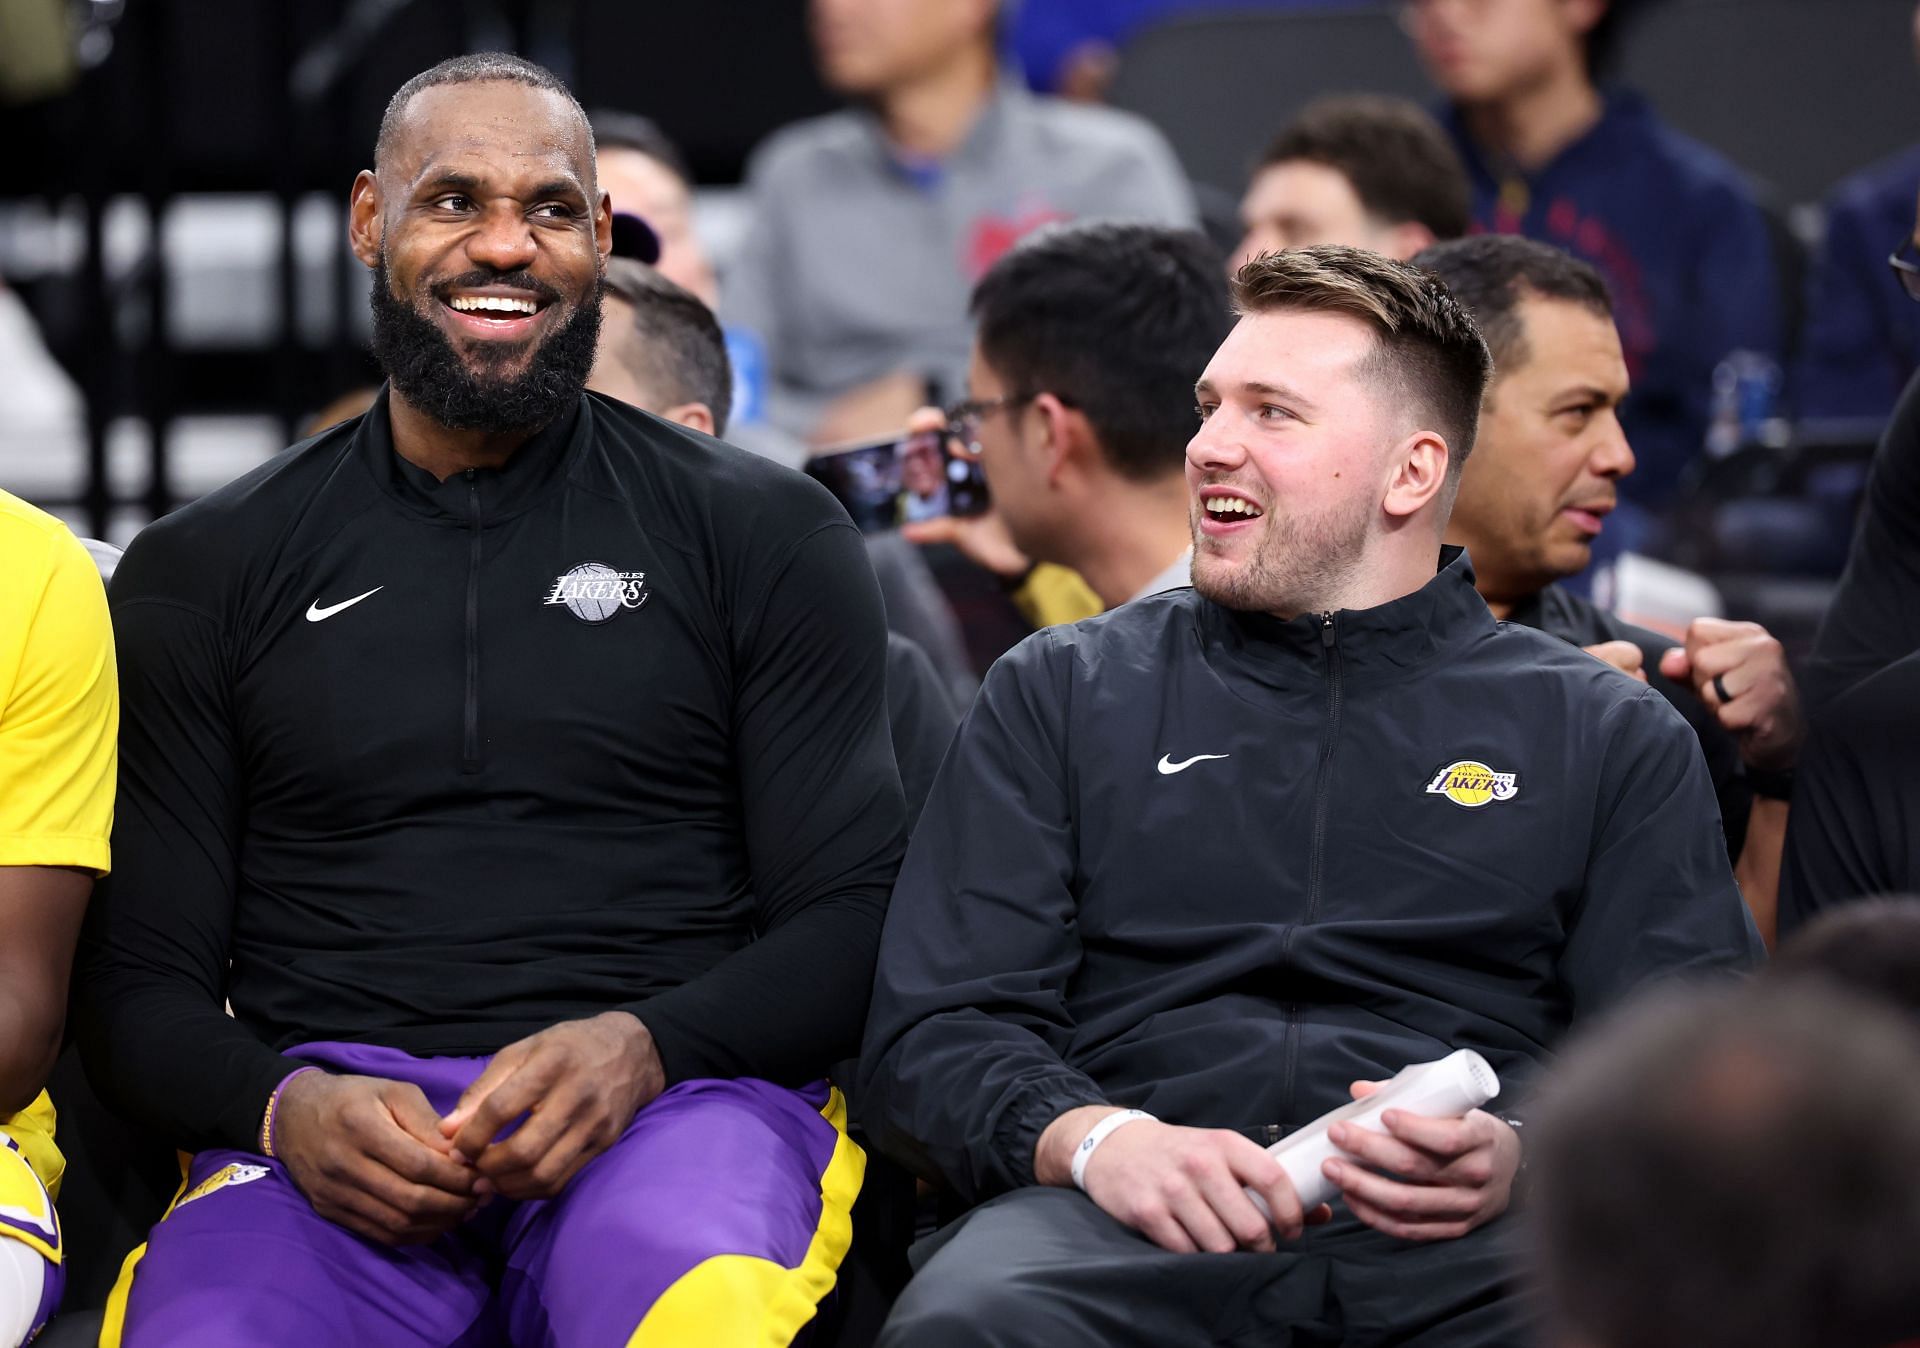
left=0, top=836, right=110, bottom=875
left=222, top=1050, right=314, bottom=1154
left=988, top=1075, right=1112, bottom=1192
left=619, top=999, right=704, bottom=1087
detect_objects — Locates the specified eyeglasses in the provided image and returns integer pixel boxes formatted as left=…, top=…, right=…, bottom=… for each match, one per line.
left=942, top=394, right=1033, bottom=456
left=1891, top=234, right=1920, bottom=302
left=942, top=391, right=1074, bottom=456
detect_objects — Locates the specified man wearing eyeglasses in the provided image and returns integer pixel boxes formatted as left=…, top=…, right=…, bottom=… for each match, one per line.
left=900, top=220, right=1230, bottom=620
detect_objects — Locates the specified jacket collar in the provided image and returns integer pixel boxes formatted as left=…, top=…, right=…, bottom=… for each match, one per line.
left=353, top=383, right=589, bottom=524
left=1197, top=546, right=1494, bottom=685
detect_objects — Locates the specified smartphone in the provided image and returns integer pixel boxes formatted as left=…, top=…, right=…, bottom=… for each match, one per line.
left=805, top=429, right=990, bottom=534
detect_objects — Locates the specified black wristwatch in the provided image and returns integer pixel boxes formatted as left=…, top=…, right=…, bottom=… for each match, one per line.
left=1746, top=765, right=1795, bottom=801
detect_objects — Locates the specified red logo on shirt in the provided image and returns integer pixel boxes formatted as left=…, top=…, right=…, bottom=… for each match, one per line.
left=966, top=207, right=1071, bottom=281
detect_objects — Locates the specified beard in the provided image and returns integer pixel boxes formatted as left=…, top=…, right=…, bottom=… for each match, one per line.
left=368, top=255, right=603, bottom=434
left=1188, top=488, right=1374, bottom=617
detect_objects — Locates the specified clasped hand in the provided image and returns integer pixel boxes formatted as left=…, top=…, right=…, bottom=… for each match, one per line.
left=276, top=1011, right=664, bottom=1244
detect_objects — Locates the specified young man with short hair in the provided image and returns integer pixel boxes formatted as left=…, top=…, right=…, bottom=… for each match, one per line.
left=861, top=246, right=1759, bottom=1347
left=1234, top=94, right=1471, bottom=271
left=906, top=220, right=1230, bottom=614
left=1407, top=0, right=1782, bottom=512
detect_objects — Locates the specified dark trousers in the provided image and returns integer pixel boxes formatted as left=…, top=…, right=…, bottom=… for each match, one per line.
left=877, top=1186, right=1535, bottom=1348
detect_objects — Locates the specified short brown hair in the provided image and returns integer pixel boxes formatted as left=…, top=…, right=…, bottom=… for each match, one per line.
left=1231, top=245, right=1492, bottom=482
left=1259, top=96, right=1471, bottom=243
left=601, top=259, right=733, bottom=434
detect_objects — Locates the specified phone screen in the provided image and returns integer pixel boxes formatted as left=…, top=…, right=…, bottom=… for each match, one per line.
left=805, top=430, right=990, bottom=534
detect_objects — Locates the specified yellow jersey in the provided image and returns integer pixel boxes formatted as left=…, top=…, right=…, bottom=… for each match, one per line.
left=0, top=487, right=118, bottom=1192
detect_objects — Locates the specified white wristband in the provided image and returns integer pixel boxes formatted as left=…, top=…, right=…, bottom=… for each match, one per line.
left=1069, top=1109, right=1155, bottom=1192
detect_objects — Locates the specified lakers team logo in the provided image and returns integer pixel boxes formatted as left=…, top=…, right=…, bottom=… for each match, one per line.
left=1425, top=759, right=1520, bottom=809
left=176, top=1163, right=270, bottom=1209
left=544, top=561, right=649, bottom=624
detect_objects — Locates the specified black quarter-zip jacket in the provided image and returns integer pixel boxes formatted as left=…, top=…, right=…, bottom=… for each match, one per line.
left=859, top=549, right=1762, bottom=1203
left=78, top=388, right=906, bottom=1153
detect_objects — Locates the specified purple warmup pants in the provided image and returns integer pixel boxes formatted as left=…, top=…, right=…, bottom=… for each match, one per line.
left=101, top=1042, right=862, bottom=1347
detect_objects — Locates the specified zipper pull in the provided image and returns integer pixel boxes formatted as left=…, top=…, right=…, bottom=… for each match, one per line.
left=1320, top=611, right=1335, bottom=648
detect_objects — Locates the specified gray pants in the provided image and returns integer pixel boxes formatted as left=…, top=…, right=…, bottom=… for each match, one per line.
left=877, top=1187, right=1534, bottom=1348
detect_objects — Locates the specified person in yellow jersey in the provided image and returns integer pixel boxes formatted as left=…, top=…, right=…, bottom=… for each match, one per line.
left=0, top=487, right=117, bottom=1344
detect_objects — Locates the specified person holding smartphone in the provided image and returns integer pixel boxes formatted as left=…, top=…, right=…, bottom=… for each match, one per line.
left=898, top=220, right=1230, bottom=623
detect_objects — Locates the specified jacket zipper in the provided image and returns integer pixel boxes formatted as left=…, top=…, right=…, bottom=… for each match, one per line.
left=462, top=469, right=483, bottom=773
left=1282, top=611, right=1343, bottom=1124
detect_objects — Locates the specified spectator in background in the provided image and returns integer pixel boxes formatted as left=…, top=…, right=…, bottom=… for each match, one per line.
left=1531, top=982, right=1920, bottom=1348
left=726, top=0, right=1197, bottom=449
left=0, top=487, right=117, bottom=1346
left=589, top=256, right=961, bottom=825
left=903, top=221, right=1229, bottom=617
left=1407, top=0, right=1783, bottom=518
left=587, top=110, right=718, bottom=308
left=1779, top=650, right=1920, bottom=937
left=1233, top=95, right=1470, bottom=271
left=590, top=258, right=732, bottom=436
left=1769, top=895, right=1920, bottom=1024
left=1793, top=4, right=1920, bottom=423
left=1419, top=236, right=1802, bottom=943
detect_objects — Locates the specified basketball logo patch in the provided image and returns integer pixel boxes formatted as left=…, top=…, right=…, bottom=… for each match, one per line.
left=544, top=561, right=649, bottom=624
left=176, top=1163, right=270, bottom=1210
left=1425, top=759, right=1520, bottom=809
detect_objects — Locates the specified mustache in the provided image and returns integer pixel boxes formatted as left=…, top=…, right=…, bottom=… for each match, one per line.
left=426, top=269, right=566, bottom=306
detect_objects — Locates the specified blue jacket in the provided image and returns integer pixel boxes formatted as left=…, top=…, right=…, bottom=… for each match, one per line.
left=1444, top=92, right=1783, bottom=510
left=1794, top=143, right=1920, bottom=423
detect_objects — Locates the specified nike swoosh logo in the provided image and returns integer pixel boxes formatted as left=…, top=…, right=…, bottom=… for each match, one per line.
left=1157, top=752, right=1231, bottom=775
left=305, top=586, right=384, bottom=623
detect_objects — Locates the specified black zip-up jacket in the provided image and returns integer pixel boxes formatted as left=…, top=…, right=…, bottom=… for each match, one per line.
left=1510, top=582, right=1749, bottom=862
left=859, top=549, right=1761, bottom=1202
left=78, top=389, right=906, bottom=1153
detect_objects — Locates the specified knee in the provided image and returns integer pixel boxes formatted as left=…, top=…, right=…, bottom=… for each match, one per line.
left=877, top=1255, right=1052, bottom=1348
